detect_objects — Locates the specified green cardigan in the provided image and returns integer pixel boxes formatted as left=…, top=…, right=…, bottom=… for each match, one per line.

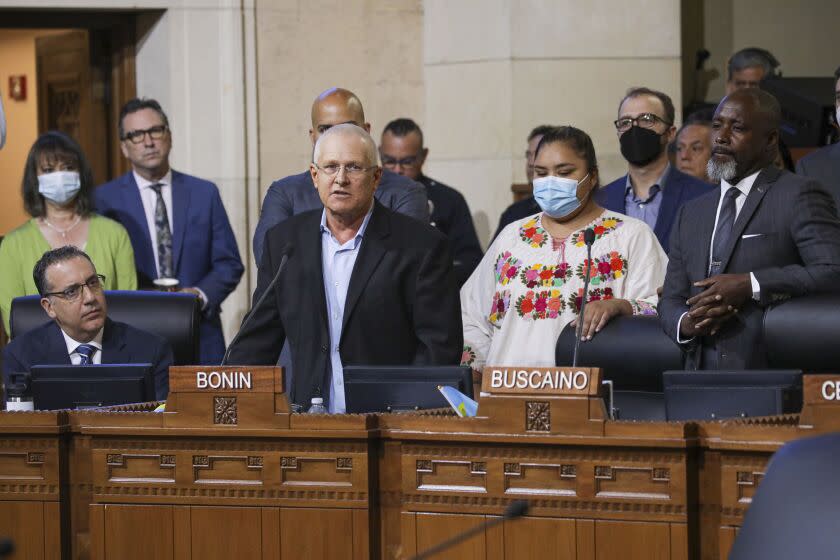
left=0, top=215, right=137, bottom=333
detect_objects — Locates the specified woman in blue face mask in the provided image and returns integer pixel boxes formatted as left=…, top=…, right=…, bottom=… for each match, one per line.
left=0, top=131, right=137, bottom=335
left=460, top=126, right=667, bottom=371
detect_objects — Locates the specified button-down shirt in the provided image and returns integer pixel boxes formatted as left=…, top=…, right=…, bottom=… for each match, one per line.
left=320, top=207, right=373, bottom=413
left=133, top=170, right=173, bottom=277
left=60, top=328, right=104, bottom=365
left=624, top=165, right=670, bottom=231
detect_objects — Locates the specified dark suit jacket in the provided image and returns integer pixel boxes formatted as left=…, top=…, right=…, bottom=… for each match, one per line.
left=494, top=196, right=540, bottom=240
left=596, top=167, right=713, bottom=253
left=796, top=142, right=840, bottom=208
left=2, top=318, right=173, bottom=400
left=418, top=175, right=482, bottom=286
left=659, top=166, right=840, bottom=369
left=94, top=171, right=244, bottom=364
left=252, top=168, right=429, bottom=265
left=227, top=201, right=463, bottom=407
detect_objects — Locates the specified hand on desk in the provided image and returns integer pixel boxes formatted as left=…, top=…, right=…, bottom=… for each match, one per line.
left=571, top=299, right=632, bottom=341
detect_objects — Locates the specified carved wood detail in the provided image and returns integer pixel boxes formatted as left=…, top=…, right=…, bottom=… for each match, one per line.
left=525, top=401, right=551, bottom=431
left=213, top=396, right=238, bottom=425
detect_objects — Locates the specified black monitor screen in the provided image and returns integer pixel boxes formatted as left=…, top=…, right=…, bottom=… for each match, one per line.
left=30, top=364, right=155, bottom=410
left=343, top=366, right=473, bottom=414
left=664, top=370, right=802, bottom=421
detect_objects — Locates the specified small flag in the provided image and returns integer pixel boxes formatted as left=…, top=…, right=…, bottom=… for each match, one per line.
left=438, top=385, right=478, bottom=417
left=153, top=403, right=166, bottom=413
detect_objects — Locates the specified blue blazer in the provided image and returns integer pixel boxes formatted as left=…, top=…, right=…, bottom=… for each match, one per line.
left=2, top=318, right=173, bottom=400
left=94, top=171, right=244, bottom=364
left=595, top=168, right=712, bottom=253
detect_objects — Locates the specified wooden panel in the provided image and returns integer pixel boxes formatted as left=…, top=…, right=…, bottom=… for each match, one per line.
left=190, top=506, right=262, bottom=558
left=719, top=527, right=738, bottom=560
left=415, top=513, right=486, bottom=560
left=279, top=508, right=355, bottom=559
left=0, top=501, right=44, bottom=560
left=669, top=523, right=688, bottom=560
left=576, top=519, right=595, bottom=560
left=504, top=517, right=576, bottom=559
left=400, top=511, right=417, bottom=559
left=595, top=520, right=670, bottom=560
left=42, top=502, right=62, bottom=560
left=89, top=504, right=104, bottom=560
left=173, top=506, right=191, bottom=559
left=262, top=508, right=280, bottom=560
left=103, top=504, right=173, bottom=560
left=486, top=519, right=504, bottom=560
left=352, top=508, right=369, bottom=560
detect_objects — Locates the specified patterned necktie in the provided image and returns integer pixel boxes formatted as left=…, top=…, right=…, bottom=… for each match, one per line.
left=149, top=183, right=174, bottom=278
left=75, top=344, right=97, bottom=365
left=709, top=187, right=742, bottom=277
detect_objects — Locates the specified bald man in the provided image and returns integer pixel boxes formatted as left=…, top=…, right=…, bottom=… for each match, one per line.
left=252, top=88, right=429, bottom=264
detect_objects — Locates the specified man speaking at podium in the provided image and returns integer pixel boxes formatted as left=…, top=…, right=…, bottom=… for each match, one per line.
left=226, top=124, right=462, bottom=412
left=660, top=89, right=840, bottom=369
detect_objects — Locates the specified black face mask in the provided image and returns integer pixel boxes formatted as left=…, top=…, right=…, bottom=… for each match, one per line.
left=620, top=126, right=665, bottom=166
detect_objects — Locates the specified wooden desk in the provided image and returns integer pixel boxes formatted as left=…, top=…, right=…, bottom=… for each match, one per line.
left=1, top=371, right=837, bottom=559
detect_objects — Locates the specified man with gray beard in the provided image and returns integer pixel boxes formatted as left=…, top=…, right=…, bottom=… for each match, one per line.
left=659, top=89, right=840, bottom=370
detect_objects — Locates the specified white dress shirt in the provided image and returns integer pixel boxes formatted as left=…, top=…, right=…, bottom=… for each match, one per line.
left=61, top=328, right=104, bottom=365
left=133, top=170, right=174, bottom=278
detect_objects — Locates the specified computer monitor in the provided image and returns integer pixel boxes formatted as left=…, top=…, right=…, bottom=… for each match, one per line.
left=29, top=364, right=155, bottom=410
left=343, top=366, right=473, bottom=414
left=663, top=370, right=802, bottom=421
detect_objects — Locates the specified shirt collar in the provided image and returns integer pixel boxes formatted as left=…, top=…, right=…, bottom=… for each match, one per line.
left=133, top=169, right=173, bottom=190
left=319, top=204, right=375, bottom=246
left=61, top=326, right=104, bottom=356
left=625, top=164, right=671, bottom=195
left=721, top=169, right=761, bottom=198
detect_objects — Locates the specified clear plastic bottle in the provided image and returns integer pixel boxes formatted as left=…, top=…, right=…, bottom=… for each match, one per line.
left=307, top=397, right=328, bottom=414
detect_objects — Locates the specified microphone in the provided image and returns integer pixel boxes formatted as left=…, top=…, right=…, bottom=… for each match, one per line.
left=572, top=228, right=596, bottom=367
left=221, top=245, right=293, bottom=366
left=409, top=500, right=529, bottom=560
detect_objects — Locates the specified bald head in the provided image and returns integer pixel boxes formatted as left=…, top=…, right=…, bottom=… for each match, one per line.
left=723, top=88, right=781, bottom=133
left=309, top=88, right=369, bottom=144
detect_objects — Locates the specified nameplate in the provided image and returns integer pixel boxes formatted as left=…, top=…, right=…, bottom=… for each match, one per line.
left=481, top=366, right=601, bottom=396
left=803, top=374, right=840, bottom=405
left=168, top=366, right=283, bottom=394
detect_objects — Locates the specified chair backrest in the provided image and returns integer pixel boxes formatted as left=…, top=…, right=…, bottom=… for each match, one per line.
left=555, top=315, right=683, bottom=392
left=763, top=294, right=840, bottom=372
left=10, top=290, right=200, bottom=365
left=729, top=433, right=840, bottom=559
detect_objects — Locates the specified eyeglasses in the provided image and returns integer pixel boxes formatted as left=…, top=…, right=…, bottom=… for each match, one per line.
left=614, top=113, right=671, bottom=133
left=314, top=163, right=377, bottom=178
left=122, top=125, right=168, bottom=144
left=381, top=155, right=421, bottom=168
left=44, top=274, right=105, bottom=301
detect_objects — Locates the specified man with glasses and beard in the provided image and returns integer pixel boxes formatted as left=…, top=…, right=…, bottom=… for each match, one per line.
left=597, top=87, right=712, bottom=253
left=659, top=88, right=840, bottom=370
left=2, top=246, right=173, bottom=399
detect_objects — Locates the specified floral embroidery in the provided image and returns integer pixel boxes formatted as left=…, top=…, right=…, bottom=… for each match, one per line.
left=576, top=251, right=628, bottom=284
left=568, top=287, right=615, bottom=314
left=461, top=346, right=476, bottom=367
left=489, top=291, right=511, bottom=325
left=630, top=299, right=658, bottom=316
left=572, top=216, right=623, bottom=247
left=519, top=217, right=548, bottom=248
left=520, top=263, right=572, bottom=289
left=494, top=252, right=521, bottom=286
left=515, top=289, right=566, bottom=320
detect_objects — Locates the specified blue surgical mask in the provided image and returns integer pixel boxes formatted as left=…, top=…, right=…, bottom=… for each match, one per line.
left=38, top=171, right=81, bottom=205
left=532, top=174, right=589, bottom=219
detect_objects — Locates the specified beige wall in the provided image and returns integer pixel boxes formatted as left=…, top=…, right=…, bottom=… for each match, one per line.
left=423, top=0, right=683, bottom=246
left=0, top=29, right=70, bottom=236
left=704, top=0, right=840, bottom=101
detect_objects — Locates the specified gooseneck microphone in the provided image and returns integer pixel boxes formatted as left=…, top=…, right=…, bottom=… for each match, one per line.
left=409, top=500, right=529, bottom=560
left=220, top=246, right=293, bottom=366
left=572, top=228, right=596, bottom=367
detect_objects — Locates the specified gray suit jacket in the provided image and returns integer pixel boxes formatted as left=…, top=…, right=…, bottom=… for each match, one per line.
left=796, top=142, right=840, bottom=208
left=252, top=168, right=429, bottom=265
left=659, top=166, right=840, bottom=369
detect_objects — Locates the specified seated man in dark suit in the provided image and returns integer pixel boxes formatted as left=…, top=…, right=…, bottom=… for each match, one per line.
left=596, top=87, right=712, bottom=253
left=795, top=64, right=840, bottom=207
left=380, top=118, right=482, bottom=286
left=2, top=246, right=173, bottom=400
left=228, top=124, right=462, bottom=412
left=494, top=124, right=553, bottom=238
left=252, top=87, right=429, bottom=265
left=660, top=89, right=840, bottom=370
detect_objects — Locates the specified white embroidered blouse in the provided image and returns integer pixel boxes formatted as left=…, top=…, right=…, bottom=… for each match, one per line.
left=460, top=210, right=668, bottom=370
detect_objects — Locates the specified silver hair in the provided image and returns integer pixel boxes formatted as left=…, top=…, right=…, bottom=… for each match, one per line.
left=312, top=123, right=379, bottom=166
left=706, top=157, right=737, bottom=183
